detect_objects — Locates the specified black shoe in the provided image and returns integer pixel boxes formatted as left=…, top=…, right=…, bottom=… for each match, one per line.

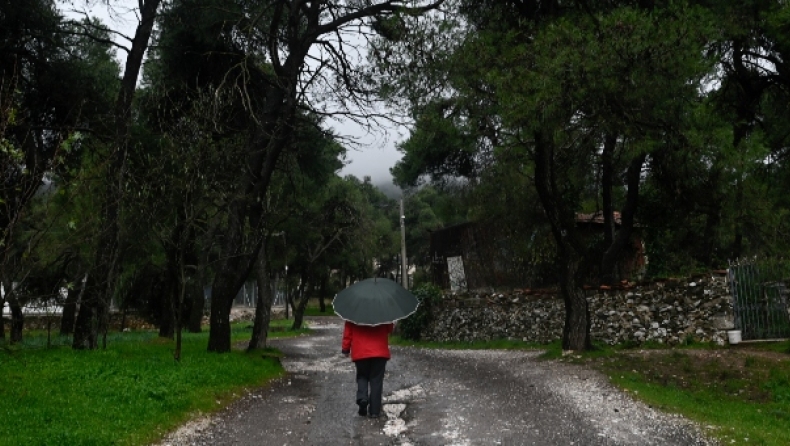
left=368, top=413, right=380, bottom=419
left=357, top=399, right=368, bottom=416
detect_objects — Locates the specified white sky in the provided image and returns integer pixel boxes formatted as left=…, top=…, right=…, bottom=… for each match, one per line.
left=58, top=0, right=405, bottom=187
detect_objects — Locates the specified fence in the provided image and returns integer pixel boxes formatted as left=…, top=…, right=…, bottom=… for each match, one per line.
left=728, top=258, right=790, bottom=340
left=205, top=276, right=288, bottom=308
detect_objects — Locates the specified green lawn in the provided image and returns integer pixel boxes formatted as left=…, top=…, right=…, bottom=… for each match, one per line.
left=303, top=301, right=336, bottom=317
left=591, top=345, right=790, bottom=446
left=0, top=321, right=304, bottom=446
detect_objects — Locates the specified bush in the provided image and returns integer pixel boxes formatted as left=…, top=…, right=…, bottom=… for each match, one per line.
left=399, top=284, right=442, bottom=341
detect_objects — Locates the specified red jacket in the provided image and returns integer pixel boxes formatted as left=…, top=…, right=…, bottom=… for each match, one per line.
left=341, top=321, right=393, bottom=361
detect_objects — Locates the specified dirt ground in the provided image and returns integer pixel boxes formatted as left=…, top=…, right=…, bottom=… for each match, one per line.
left=157, top=317, right=717, bottom=446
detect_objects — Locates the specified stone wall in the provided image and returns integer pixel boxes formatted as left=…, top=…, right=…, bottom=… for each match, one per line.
left=423, top=272, right=735, bottom=346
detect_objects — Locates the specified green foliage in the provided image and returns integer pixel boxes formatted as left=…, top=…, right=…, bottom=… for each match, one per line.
left=398, top=283, right=442, bottom=341
left=303, top=306, right=336, bottom=317
left=0, top=330, right=286, bottom=446
left=764, top=368, right=790, bottom=404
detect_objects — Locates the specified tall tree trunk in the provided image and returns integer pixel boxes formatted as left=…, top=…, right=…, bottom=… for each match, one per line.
left=159, top=286, right=175, bottom=339
left=7, top=293, right=23, bottom=344
left=73, top=0, right=163, bottom=350
left=559, top=252, right=591, bottom=351
left=160, top=226, right=183, bottom=339
left=291, top=269, right=310, bottom=330
left=599, top=153, right=647, bottom=284
left=248, top=239, right=274, bottom=350
left=208, top=92, right=292, bottom=352
left=174, top=255, right=188, bottom=361
left=208, top=199, right=256, bottom=352
left=188, top=222, right=217, bottom=333
left=72, top=282, right=98, bottom=349
left=532, top=131, right=591, bottom=351
left=59, top=284, right=79, bottom=336
left=318, top=274, right=327, bottom=313
left=0, top=297, right=4, bottom=340
left=159, top=265, right=177, bottom=339
left=600, top=134, right=617, bottom=249
left=187, top=281, right=204, bottom=333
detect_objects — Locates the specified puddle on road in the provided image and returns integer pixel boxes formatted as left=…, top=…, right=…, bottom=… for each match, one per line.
left=381, top=385, right=426, bottom=441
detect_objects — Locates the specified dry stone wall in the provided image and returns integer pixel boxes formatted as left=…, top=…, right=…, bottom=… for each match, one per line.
left=423, top=273, right=734, bottom=346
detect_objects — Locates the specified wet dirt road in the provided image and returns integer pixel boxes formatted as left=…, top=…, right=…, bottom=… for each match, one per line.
left=157, top=317, right=717, bottom=446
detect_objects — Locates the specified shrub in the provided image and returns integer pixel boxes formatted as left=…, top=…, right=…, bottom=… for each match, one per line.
left=399, top=284, right=442, bottom=341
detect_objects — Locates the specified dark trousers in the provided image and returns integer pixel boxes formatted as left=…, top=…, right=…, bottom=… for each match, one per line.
left=355, top=357, right=387, bottom=415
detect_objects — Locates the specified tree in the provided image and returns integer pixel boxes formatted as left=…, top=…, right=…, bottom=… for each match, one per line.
left=172, top=0, right=446, bottom=353
left=380, top=1, right=714, bottom=350
left=0, top=2, right=119, bottom=342
left=247, top=113, right=348, bottom=347
left=69, top=0, right=165, bottom=350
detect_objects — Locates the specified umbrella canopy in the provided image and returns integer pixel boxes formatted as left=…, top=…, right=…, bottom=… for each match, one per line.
left=332, top=278, right=419, bottom=326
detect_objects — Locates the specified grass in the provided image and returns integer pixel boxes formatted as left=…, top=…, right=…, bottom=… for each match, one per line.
left=546, top=340, right=790, bottom=446
left=303, top=305, right=336, bottom=317
left=0, top=320, right=306, bottom=446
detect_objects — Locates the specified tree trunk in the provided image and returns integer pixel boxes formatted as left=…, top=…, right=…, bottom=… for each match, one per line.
left=59, top=283, right=79, bottom=335
left=318, top=274, right=327, bottom=313
left=532, top=131, right=592, bottom=351
left=291, top=269, right=312, bottom=330
left=188, top=222, right=216, bottom=334
left=248, top=239, right=274, bottom=350
left=0, top=295, right=5, bottom=340
left=8, top=295, right=23, bottom=344
left=599, top=153, right=646, bottom=285
left=207, top=275, right=236, bottom=353
left=208, top=199, right=255, bottom=352
left=159, top=269, right=176, bottom=339
left=174, top=260, right=188, bottom=362
left=159, top=290, right=175, bottom=339
left=72, top=279, right=98, bottom=349
left=187, top=281, right=204, bottom=333
left=160, top=239, right=182, bottom=339
left=207, top=104, right=291, bottom=352
left=559, top=254, right=591, bottom=351
left=600, top=135, right=617, bottom=249
left=73, top=0, right=163, bottom=350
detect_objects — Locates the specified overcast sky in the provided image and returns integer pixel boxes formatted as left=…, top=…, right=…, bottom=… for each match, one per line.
left=59, top=1, right=406, bottom=188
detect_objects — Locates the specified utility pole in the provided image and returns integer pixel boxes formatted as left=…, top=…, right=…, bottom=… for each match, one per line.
left=274, top=231, right=288, bottom=319
left=400, top=198, right=408, bottom=289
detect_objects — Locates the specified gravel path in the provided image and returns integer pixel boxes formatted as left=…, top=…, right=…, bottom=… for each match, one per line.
left=155, top=318, right=718, bottom=446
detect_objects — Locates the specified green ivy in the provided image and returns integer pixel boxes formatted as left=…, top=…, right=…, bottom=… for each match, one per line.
left=399, top=284, right=442, bottom=341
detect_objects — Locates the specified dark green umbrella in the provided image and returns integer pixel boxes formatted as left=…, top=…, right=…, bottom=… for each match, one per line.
left=332, top=278, right=419, bottom=326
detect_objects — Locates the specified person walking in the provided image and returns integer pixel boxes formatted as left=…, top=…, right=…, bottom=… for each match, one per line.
left=341, top=321, right=394, bottom=418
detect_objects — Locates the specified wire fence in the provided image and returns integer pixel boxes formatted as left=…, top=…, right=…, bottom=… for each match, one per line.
left=728, top=257, right=790, bottom=340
